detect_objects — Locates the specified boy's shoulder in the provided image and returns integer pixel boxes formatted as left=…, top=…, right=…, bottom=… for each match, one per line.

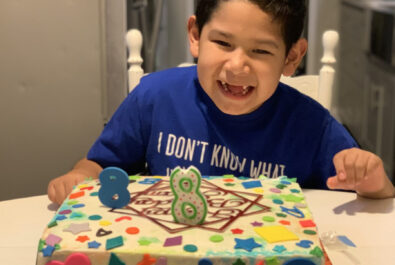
left=276, top=82, right=331, bottom=126
left=127, top=65, right=198, bottom=106
left=278, top=82, right=328, bottom=113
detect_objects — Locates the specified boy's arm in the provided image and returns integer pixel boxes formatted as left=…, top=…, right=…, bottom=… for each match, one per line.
left=48, top=158, right=103, bottom=205
left=327, top=148, right=395, bottom=199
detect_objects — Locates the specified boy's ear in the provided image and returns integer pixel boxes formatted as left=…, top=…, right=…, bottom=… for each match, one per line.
left=282, top=38, right=308, bottom=76
left=187, top=15, right=200, bottom=58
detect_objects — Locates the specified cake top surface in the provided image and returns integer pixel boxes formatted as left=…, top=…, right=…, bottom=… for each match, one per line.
left=37, top=174, right=324, bottom=265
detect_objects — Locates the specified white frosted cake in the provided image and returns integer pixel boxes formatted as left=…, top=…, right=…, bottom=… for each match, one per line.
left=36, top=168, right=325, bottom=265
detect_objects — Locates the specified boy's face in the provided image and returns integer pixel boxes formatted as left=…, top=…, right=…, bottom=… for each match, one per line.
left=188, top=0, right=306, bottom=115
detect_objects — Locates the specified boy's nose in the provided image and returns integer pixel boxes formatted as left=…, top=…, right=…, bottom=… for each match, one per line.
left=224, top=49, right=250, bottom=76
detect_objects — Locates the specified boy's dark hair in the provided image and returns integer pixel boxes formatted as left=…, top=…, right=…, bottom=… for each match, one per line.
left=195, top=0, right=307, bottom=54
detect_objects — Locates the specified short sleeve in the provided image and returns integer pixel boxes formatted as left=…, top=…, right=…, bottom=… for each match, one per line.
left=87, top=86, right=148, bottom=174
left=307, top=116, right=359, bottom=189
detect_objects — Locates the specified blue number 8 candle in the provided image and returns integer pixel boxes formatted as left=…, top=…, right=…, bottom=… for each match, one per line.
left=98, top=167, right=131, bottom=209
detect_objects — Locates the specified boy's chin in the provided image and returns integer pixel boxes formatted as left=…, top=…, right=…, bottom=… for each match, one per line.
left=216, top=103, right=260, bottom=116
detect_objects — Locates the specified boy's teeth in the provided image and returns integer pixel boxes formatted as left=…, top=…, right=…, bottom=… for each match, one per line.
left=221, top=81, right=229, bottom=91
left=220, top=81, right=251, bottom=95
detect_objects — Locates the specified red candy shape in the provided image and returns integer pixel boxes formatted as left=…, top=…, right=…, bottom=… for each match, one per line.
left=231, top=228, right=244, bottom=234
left=115, top=216, right=132, bottom=222
left=46, top=252, right=91, bottom=265
left=76, top=235, right=90, bottom=243
left=279, top=220, right=291, bottom=225
left=80, top=186, right=94, bottom=191
left=137, top=254, right=156, bottom=265
left=299, top=219, right=316, bottom=228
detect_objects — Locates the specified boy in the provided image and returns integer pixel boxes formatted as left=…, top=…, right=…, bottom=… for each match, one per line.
left=48, top=0, right=394, bottom=205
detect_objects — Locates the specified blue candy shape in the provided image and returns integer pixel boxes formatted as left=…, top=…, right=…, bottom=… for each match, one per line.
left=241, top=180, right=262, bottom=189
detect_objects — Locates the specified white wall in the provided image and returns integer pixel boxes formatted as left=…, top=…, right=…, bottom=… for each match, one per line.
left=156, top=0, right=195, bottom=70
left=0, top=0, right=110, bottom=200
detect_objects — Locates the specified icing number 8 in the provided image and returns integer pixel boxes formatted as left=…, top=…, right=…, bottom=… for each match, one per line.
left=98, top=167, right=130, bottom=209
left=170, top=166, right=207, bottom=225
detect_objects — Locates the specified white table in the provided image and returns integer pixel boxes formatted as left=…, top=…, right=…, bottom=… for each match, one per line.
left=0, top=190, right=394, bottom=265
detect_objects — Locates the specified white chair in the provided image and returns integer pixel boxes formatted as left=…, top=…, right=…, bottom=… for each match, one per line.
left=280, top=30, right=339, bottom=111
left=126, top=29, right=339, bottom=111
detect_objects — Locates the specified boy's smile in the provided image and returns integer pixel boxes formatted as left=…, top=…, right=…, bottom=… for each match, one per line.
left=217, top=81, right=254, bottom=97
left=188, top=0, right=303, bottom=115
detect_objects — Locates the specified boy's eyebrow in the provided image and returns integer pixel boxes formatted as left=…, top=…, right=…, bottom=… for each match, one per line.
left=208, top=29, right=279, bottom=49
left=253, top=39, right=280, bottom=49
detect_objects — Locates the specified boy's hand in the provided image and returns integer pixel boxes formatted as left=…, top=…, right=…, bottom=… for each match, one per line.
left=47, top=169, right=88, bottom=205
left=327, top=148, right=395, bottom=199
left=48, top=158, right=102, bottom=205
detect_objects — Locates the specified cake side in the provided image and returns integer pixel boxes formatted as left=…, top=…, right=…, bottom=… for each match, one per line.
left=36, top=176, right=325, bottom=265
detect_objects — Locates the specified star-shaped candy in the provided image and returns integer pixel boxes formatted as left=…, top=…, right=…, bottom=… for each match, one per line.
left=251, top=221, right=263, bottom=227
left=137, top=253, right=156, bottom=265
left=88, top=240, right=102, bottom=249
left=138, top=238, right=152, bottom=246
left=234, top=238, right=262, bottom=252
left=63, top=222, right=91, bottom=235
left=273, top=245, right=287, bottom=253
left=231, top=228, right=244, bottom=234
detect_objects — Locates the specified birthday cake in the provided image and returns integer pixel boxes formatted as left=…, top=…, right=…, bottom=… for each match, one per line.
left=36, top=167, right=325, bottom=265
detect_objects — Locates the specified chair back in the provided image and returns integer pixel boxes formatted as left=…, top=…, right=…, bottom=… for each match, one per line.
left=126, top=29, right=339, bottom=111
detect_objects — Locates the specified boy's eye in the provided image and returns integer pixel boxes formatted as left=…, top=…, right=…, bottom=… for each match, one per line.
left=253, top=49, right=272, bottom=55
left=213, top=40, right=231, bottom=47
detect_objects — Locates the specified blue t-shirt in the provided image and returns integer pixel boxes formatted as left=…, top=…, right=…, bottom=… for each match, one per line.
left=87, top=66, right=357, bottom=189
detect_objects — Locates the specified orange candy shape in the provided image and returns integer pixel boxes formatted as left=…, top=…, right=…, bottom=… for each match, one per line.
left=126, top=227, right=140, bottom=235
left=69, top=191, right=85, bottom=199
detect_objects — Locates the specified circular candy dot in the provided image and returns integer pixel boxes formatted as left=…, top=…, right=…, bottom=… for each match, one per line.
left=72, top=204, right=85, bottom=208
left=303, top=230, right=317, bottom=235
left=262, top=216, right=275, bottom=222
left=280, top=181, right=291, bottom=185
left=270, top=188, right=281, bottom=193
left=184, top=244, right=198, bottom=252
left=56, top=215, right=67, bottom=221
left=276, top=184, right=286, bottom=189
left=99, top=220, right=112, bottom=226
left=209, top=235, right=224, bottom=243
left=59, top=209, right=72, bottom=215
left=126, top=227, right=140, bottom=235
left=272, top=199, right=283, bottom=205
left=88, top=215, right=102, bottom=221
left=198, top=258, right=213, bottom=265
left=67, top=200, right=79, bottom=206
